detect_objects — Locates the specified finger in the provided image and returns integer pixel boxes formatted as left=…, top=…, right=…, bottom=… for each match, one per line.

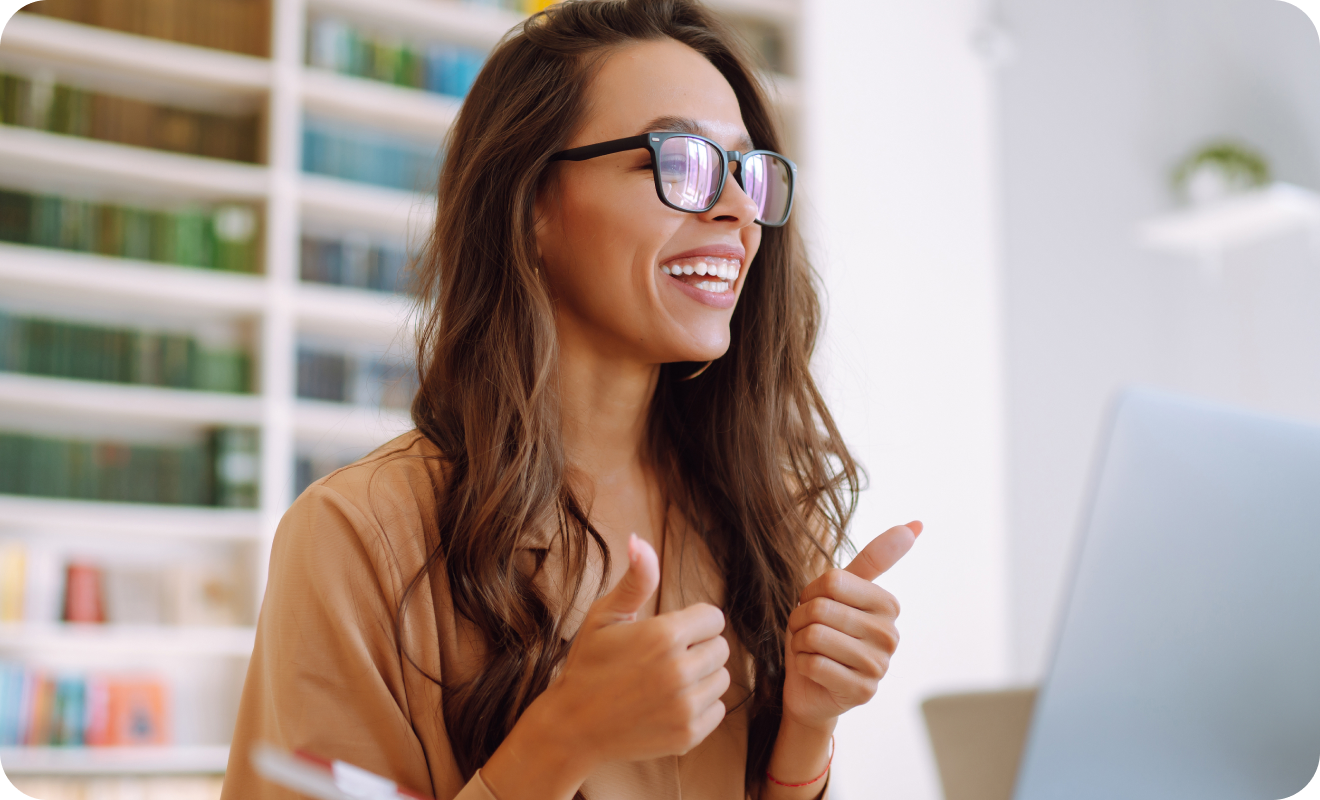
left=590, top=534, right=659, bottom=625
left=792, top=623, right=888, bottom=678
left=680, top=692, right=729, bottom=754
left=843, top=523, right=919, bottom=582
left=798, top=569, right=901, bottom=616
left=789, top=596, right=886, bottom=637
left=795, top=652, right=881, bottom=705
left=680, top=633, right=731, bottom=682
left=689, top=665, right=732, bottom=708
left=663, top=602, right=727, bottom=647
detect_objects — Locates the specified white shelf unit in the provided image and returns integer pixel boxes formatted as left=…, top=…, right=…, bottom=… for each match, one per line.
left=0, top=0, right=801, bottom=781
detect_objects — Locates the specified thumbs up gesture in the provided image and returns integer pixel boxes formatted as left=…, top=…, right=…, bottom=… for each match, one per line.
left=545, top=534, right=731, bottom=764
left=781, top=522, right=921, bottom=729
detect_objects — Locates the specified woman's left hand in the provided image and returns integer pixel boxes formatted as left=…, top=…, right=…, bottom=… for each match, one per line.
left=782, top=522, right=921, bottom=730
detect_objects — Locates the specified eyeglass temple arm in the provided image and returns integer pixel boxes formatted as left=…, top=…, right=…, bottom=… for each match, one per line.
left=548, top=134, right=653, bottom=162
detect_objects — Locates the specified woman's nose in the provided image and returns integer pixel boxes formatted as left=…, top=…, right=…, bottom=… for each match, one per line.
left=703, top=163, right=760, bottom=225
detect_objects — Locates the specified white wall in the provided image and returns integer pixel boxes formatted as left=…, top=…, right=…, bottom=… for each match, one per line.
left=801, top=1, right=1012, bottom=797
left=998, top=0, right=1320, bottom=679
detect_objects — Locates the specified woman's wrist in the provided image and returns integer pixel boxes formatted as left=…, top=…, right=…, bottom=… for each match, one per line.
left=762, top=714, right=837, bottom=799
left=481, top=687, right=599, bottom=800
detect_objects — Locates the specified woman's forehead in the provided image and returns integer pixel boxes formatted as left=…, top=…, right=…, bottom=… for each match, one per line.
left=574, top=38, right=750, bottom=150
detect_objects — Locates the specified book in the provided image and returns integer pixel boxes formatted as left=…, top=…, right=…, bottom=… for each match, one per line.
left=0, top=541, right=25, bottom=622
left=297, top=344, right=417, bottom=410
left=302, top=117, right=442, bottom=193
left=0, top=308, right=253, bottom=393
left=0, top=187, right=260, bottom=273
left=21, top=1, right=271, bottom=58
left=306, top=17, right=485, bottom=99
left=106, top=677, right=169, bottom=745
left=0, top=428, right=259, bottom=508
left=300, top=233, right=411, bottom=294
left=62, top=562, right=106, bottom=624
left=0, top=70, right=261, bottom=162
left=0, top=664, right=173, bottom=749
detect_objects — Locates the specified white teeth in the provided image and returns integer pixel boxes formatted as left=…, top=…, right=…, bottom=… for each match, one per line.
left=717, top=264, right=729, bottom=279
left=695, top=280, right=730, bottom=292
left=683, top=264, right=694, bottom=275
left=696, top=263, right=708, bottom=276
left=661, top=265, right=671, bottom=275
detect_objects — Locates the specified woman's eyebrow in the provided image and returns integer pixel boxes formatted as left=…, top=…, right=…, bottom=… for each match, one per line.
left=638, top=115, right=756, bottom=152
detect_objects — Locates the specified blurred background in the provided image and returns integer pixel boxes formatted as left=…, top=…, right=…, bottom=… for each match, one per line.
left=0, top=0, right=1317, bottom=798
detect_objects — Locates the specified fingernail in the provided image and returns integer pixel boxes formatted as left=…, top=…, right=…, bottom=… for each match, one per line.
left=908, top=521, right=924, bottom=537
left=628, top=533, right=639, bottom=563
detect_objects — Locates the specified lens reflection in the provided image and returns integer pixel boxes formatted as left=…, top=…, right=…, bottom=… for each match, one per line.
left=658, top=136, right=722, bottom=211
left=742, top=153, right=792, bottom=225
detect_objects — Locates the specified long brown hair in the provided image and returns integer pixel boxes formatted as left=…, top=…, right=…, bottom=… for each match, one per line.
left=403, top=0, right=860, bottom=791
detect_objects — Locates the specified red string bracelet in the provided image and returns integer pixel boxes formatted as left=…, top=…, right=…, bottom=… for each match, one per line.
left=766, top=735, right=834, bottom=788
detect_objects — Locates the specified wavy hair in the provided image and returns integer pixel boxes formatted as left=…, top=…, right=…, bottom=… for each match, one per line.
left=401, top=0, right=860, bottom=792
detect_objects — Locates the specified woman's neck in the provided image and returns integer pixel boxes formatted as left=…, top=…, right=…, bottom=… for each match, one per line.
left=557, top=332, right=658, bottom=485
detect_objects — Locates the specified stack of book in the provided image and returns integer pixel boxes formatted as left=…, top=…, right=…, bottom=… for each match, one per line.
left=302, top=117, right=441, bottom=193
left=0, top=188, right=260, bottom=273
left=0, top=427, right=259, bottom=508
left=0, top=71, right=260, bottom=163
left=21, top=0, right=270, bottom=57
left=0, top=664, right=170, bottom=747
left=300, top=233, right=410, bottom=293
left=306, top=17, right=485, bottom=99
left=297, top=345, right=417, bottom=409
left=0, top=311, right=251, bottom=394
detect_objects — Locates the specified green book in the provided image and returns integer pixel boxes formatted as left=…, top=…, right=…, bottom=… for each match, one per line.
left=0, top=190, right=31, bottom=244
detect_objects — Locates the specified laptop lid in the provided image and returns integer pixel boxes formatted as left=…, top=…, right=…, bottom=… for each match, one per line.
left=1013, top=388, right=1320, bottom=800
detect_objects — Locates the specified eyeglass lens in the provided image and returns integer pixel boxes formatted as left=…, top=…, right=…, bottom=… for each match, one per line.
left=656, top=136, right=791, bottom=225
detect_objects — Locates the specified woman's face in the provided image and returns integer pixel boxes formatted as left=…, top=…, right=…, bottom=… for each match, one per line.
left=535, top=38, right=763, bottom=365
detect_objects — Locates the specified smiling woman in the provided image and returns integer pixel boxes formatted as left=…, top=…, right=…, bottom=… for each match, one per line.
left=221, top=2, right=916, bottom=800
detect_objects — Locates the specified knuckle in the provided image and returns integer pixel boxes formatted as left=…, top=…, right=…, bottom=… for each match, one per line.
left=806, top=597, right=834, bottom=624
left=825, top=569, right=850, bottom=595
left=802, top=623, right=830, bottom=650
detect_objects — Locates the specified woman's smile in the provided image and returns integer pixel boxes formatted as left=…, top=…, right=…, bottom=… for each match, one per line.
left=658, top=244, right=745, bottom=309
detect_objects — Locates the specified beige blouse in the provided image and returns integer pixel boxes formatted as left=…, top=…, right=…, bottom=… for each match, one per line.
left=222, top=431, right=779, bottom=800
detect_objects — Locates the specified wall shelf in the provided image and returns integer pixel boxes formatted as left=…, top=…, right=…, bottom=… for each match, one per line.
left=0, top=127, right=270, bottom=202
left=0, top=745, right=230, bottom=776
left=302, top=69, right=461, bottom=141
left=0, top=624, right=256, bottom=658
left=295, top=283, right=414, bottom=344
left=0, top=372, right=262, bottom=428
left=299, top=174, right=435, bottom=239
left=1139, top=183, right=1320, bottom=260
left=294, top=401, right=413, bottom=451
left=0, top=495, right=262, bottom=540
left=0, top=244, right=268, bottom=316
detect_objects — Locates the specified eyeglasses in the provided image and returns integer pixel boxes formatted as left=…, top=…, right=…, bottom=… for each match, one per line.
left=549, top=132, right=796, bottom=227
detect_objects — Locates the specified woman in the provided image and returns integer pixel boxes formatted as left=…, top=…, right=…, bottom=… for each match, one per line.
left=223, top=1, right=919, bottom=798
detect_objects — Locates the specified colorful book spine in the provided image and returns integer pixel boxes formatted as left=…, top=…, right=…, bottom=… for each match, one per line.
left=0, top=663, right=170, bottom=748
left=21, top=0, right=270, bottom=58
left=302, top=119, right=443, bottom=193
left=300, top=234, right=410, bottom=294
left=0, top=309, right=252, bottom=394
left=0, top=428, right=259, bottom=508
left=0, top=71, right=260, bottom=163
left=0, top=188, right=259, bottom=273
left=305, top=17, right=485, bottom=99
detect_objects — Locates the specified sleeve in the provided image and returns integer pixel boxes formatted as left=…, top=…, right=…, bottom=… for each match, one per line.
left=220, top=484, right=498, bottom=800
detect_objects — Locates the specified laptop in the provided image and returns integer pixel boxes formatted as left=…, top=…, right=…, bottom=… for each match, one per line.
left=1011, top=388, right=1320, bottom=800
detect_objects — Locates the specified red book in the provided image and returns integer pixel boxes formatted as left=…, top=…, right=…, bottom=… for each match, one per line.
left=62, top=563, right=105, bottom=624
left=24, top=672, right=54, bottom=746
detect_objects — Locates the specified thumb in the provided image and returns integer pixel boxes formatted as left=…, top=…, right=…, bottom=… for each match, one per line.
left=843, top=521, right=921, bottom=582
left=592, top=533, right=660, bottom=625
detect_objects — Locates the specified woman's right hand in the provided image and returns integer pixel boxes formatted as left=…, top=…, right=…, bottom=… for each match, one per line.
left=481, top=534, right=730, bottom=800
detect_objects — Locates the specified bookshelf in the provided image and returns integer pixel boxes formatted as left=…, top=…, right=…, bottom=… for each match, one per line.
left=0, top=0, right=802, bottom=792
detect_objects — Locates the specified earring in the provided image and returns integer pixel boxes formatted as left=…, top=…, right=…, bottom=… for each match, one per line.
left=678, top=361, right=713, bottom=381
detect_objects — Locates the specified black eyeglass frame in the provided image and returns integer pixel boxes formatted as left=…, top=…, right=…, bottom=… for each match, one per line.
left=548, top=131, right=797, bottom=227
